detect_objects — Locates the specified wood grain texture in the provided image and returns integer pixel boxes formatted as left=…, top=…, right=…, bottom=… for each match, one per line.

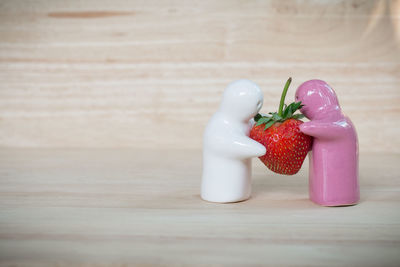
left=0, top=0, right=399, bottom=152
left=0, top=149, right=399, bottom=266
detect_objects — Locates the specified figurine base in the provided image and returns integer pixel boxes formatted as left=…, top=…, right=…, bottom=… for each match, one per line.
left=311, top=198, right=359, bottom=207
left=200, top=194, right=250, bottom=204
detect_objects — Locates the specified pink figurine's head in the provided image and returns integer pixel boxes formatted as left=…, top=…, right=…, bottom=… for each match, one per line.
left=295, top=79, right=340, bottom=120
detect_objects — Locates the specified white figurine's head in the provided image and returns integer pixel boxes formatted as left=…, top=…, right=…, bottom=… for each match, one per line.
left=295, top=79, right=341, bottom=120
left=219, top=79, right=263, bottom=121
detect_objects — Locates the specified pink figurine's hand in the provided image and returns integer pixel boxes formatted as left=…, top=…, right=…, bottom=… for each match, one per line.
left=299, top=121, right=348, bottom=139
left=299, top=122, right=307, bottom=131
left=299, top=122, right=313, bottom=135
left=299, top=123, right=313, bottom=151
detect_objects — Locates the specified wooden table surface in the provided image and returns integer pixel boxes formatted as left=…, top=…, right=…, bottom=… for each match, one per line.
left=0, top=149, right=399, bottom=266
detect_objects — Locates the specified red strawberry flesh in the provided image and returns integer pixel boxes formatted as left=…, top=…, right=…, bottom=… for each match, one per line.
left=250, top=119, right=312, bottom=175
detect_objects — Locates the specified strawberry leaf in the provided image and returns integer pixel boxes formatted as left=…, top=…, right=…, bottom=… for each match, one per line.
left=272, top=113, right=282, bottom=121
left=254, top=113, right=262, bottom=122
left=292, top=114, right=305, bottom=120
left=292, top=102, right=302, bottom=111
left=282, top=106, right=289, bottom=118
left=256, top=117, right=272, bottom=126
left=264, top=120, right=275, bottom=130
left=283, top=103, right=293, bottom=118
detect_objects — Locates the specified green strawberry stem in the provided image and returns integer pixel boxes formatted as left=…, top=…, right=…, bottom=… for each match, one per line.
left=254, top=77, right=304, bottom=130
left=278, top=77, right=292, bottom=117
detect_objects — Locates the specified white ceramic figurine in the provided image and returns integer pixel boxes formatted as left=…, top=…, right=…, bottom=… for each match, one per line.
left=201, top=79, right=266, bottom=203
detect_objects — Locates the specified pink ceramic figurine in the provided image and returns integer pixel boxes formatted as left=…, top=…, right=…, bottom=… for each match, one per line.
left=295, top=80, right=359, bottom=206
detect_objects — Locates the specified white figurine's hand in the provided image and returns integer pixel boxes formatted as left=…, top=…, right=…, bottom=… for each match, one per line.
left=243, top=137, right=266, bottom=157
left=228, top=135, right=266, bottom=158
left=208, top=134, right=266, bottom=159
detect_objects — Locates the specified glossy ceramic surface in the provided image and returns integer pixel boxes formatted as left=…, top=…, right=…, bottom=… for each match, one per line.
left=296, top=80, right=359, bottom=206
left=201, top=79, right=266, bottom=203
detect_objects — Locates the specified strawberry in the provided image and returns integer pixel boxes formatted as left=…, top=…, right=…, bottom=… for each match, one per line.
left=250, top=78, right=312, bottom=175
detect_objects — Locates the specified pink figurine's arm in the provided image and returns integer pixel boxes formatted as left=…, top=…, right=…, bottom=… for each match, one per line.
left=300, top=121, right=348, bottom=139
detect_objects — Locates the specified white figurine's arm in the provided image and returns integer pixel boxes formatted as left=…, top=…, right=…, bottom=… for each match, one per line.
left=300, top=121, right=347, bottom=139
left=209, top=135, right=266, bottom=159
left=232, top=136, right=266, bottom=158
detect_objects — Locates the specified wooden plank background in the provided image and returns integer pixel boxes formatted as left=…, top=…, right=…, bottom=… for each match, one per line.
left=0, top=0, right=399, bottom=152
